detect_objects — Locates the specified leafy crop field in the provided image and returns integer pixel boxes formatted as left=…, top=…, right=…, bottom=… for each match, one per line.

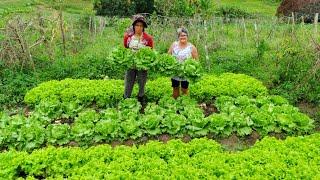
left=1, top=0, right=320, bottom=179
left=1, top=134, right=320, bottom=179
left=0, top=70, right=317, bottom=178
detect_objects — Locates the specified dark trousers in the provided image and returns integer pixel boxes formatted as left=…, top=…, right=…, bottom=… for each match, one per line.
left=124, top=69, right=148, bottom=98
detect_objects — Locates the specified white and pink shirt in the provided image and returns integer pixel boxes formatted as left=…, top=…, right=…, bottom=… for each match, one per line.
left=171, top=41, right=193, bottom=63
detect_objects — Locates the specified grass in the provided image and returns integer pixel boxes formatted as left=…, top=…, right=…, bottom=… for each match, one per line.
left=0, top=0, right=279, bottom=17
left=36, top=0, right=94, bottom=14
left=216, top=0, right=279, bottom=17
left=0, top=0, right=94, bottom=22
left=0, top=0, right=35, bottom=8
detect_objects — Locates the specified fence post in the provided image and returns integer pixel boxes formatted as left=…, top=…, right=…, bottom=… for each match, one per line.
left=59, top=11, right=66, bottom=57
left=242, top=17, right=247, bottom=43
left=254, top=21, right=259, bottom=48
left=314, top=13, right=319, bottom=38
left=291, top=12, right=295, bottom=32
left=204, top=20, right=210, bottom=71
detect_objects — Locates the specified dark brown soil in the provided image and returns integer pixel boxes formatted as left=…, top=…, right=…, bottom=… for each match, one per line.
left=54, top=118, right=73, bottom=125
left=158, top=134, right=171, bottom=143
left=138, top=136, right=150, bottom=145
left=111, top=140, right=122, bottom=148
left=37, top=130, right=305, bottom=151
left=298, top=101, right=319, bottom=117
left=216, top=131, right=262, bottom=151
left=181, top=134, right=192, bottom=143
left=218, top=134, right=241, bottom=151
left=123, top=139, right=135, bottom=147
left=23, top=106, right=31, bottom=117
left=199, top=103, right=218, bottom=117
left=298, top=101, right=320, bottom=132
left=268, top=132, right=287, bottom=140
left=245, top=130, right=261, bottom=146
left=68, top=141, right=78, bottom=147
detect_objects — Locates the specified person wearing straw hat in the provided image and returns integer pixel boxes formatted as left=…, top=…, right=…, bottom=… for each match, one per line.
left=123, top=14, right=154, bottom=104
left=168, top=27, right=199, bottom=99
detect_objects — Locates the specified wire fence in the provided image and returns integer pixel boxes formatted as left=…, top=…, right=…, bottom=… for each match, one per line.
left=1, top=10, right=320, bottom=72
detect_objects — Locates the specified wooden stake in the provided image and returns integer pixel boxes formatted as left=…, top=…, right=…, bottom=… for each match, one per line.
left=59, top=11, right=66, bottom=57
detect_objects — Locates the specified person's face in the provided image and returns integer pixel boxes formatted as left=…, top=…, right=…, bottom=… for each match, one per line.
left=179, top=32, right=188, bottom=43
left=134, top=22, right=144, bottom=34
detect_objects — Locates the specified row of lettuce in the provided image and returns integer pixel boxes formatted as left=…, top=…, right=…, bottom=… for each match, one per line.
left=0, top=94, right=314, bottom=151
left=24, top=73, right=268, bottom=107
left=1, top=134, right=320, bottom=179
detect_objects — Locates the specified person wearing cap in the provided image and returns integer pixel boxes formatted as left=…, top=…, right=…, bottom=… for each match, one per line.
left=123, top=14, right=154, bottom=103
left=168, top=27, right=199, bottom=99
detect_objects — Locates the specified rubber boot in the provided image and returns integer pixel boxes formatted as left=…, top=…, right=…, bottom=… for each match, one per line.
left=173, top=87, right=180, bottom=99
left=181, top=88, right=188, bottom=95
left=138, top=95, right=147, bottom=106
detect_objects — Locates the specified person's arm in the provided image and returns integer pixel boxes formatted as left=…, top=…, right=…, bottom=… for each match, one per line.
left=124, top=26, right=134, bottom=48
left=145, top=33, right=154, bottom=49
left=168, top=43, right=174, bottom=54
left=149, top=36, right=154, bottom=49
left=123, top=34, right=129, bottom=48
left=191, top=45, right=199, bottom=60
